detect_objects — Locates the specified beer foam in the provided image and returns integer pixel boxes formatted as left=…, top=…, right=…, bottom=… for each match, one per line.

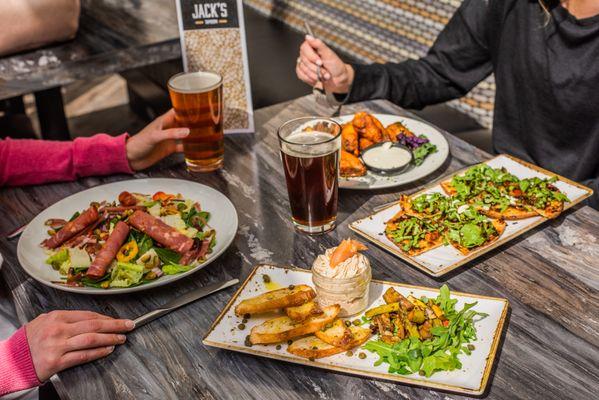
left=281, top=131, right=339, bottom=157
left=168, top=71, right=222, bottom=93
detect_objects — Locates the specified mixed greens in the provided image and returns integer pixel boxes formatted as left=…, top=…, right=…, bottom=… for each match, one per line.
left=364, top=285, right=488, bottom=377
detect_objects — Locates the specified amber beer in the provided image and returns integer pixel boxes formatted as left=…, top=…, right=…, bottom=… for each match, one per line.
left=168, top=71, right=223, bottom=172
left=278, top=117, right=341, bottom=234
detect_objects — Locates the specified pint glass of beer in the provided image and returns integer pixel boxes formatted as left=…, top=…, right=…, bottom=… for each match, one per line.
left=168, top=71, right=223, bottom=172
left=278, top=117, right=342, bottom=234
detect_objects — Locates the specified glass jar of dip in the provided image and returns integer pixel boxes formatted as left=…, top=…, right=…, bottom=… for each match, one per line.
left=312, top=263, right=371, bottom=317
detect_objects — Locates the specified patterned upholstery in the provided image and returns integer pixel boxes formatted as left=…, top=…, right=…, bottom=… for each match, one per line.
left=243, top=0, right=494, bottom=128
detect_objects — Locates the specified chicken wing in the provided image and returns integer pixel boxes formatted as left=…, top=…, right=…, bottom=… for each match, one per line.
left=341, top=123, right=359, bottom=156
left=340, top=149, right=367, bottom=177
left=386, top=121, right=415, bottom=141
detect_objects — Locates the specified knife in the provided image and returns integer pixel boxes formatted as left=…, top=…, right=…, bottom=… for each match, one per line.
left=132, top=278, right=239, bottom=329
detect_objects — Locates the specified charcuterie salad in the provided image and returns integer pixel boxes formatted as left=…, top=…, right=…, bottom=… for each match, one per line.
left=41, top=191, right=216, bottom=289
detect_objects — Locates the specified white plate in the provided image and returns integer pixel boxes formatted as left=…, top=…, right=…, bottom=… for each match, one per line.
left=17, top=178, right=238, bottom=294
left=335, top=114, right=449, bottom=190
left=350, top=154, right=593, bottom=277
left=203, top=264, right=508, bottom=395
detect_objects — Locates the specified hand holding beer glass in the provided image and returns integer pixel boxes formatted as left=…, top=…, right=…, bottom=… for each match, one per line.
left=168, top=71, right=224, bottom=172
left=278, top=117, right=341, bottom=234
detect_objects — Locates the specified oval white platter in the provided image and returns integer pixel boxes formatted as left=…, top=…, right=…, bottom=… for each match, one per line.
left=335, top=114, right=450, bottom=190
left=17, top=178, right=238, bottom=295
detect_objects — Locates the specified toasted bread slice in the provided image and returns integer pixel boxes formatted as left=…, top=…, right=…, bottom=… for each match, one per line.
left=287, top=336, right=345, bottom=359
left=234, top=285, right=315, bottom=316
left=249, top=304, right=340, bottom=344
left=449, top=218, right=507, bottom=255
left=440, top=180, right=457, bottom=196
left=534, top=199, right=564, bottom=219
left=315, top=319, right=372, bottom=350
left=285, top=301, right=323, bottom=322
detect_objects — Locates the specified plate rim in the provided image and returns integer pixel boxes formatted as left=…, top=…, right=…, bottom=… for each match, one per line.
left=335, top=114, right=450, bottom=190
left=202, top=264, right=509, bottom=396
left=348, top=153, right=594, bottom=277
left=16, top=178, right=238, bottom=295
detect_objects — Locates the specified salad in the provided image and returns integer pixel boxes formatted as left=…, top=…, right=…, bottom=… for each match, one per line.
left=42, top=191, right=216, bottom=289
left=363, top=285, right=488, bottom=377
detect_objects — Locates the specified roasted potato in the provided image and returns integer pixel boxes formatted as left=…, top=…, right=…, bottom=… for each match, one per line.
left=234, top=285, right=315, bottom=316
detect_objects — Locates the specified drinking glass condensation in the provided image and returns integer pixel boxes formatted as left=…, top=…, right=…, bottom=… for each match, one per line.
left=278, top=117, right=342, bottom=234
left=168, top=71, right=224, bottom=172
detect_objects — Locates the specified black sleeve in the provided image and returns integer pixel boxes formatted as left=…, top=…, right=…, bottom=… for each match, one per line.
left=347, top=0, right=493, bottom=109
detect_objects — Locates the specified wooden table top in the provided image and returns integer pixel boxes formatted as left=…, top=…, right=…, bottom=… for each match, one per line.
left=0, top=0, right=180, bottom=100
left=1, top=96, right=598, bottom=399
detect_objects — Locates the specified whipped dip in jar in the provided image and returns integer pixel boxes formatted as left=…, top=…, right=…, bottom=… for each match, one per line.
left=311, top=239, right=371, bottom=317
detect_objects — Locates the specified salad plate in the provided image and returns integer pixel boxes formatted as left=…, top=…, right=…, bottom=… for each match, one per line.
left=334, top=114, right=449, bottom=190
left=204, top=264, right=508, bottom=395
left=349, top=154, right=593, bottom=277
left=17, top=178, right=238, bottom=294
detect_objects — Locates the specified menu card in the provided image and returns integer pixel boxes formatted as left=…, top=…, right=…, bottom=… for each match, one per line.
left=175, top=0, right=254, bottom=133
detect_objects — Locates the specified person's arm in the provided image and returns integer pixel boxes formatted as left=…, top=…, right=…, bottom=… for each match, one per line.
left=297, top=0, right=493, bottom=109
left=0, top=134, right=133, bottom=187
left=0, top=311, right=134, bottom=397
left=0, top=0, right=80, bottom=56
left=0, top=109, right=189, bottom=187
left=0, top=327, right=40, bottom=396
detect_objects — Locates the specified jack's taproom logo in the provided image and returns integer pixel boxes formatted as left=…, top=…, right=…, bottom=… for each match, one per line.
left=182, top=0, right=238, bottom=29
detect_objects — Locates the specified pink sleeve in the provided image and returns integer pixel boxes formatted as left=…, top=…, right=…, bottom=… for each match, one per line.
left=0, top=133, right=134, bottom=187
left=0, top=327, right=41, bottom=396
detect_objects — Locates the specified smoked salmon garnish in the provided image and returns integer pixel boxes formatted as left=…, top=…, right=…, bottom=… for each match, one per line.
left=330, top=239, right=368, bottom=268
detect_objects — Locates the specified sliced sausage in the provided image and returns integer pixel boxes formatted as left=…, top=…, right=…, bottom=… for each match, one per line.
left=118, top=191, right=138, bottom=206
left=43, top=207, right=99, bottom=249
left=128, top=210, right=193, bottom=254
left=86, top=221, right=130, bottom=279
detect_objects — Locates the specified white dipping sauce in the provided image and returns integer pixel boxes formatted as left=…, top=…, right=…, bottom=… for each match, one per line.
left=362, top=142, right=411, bottom=170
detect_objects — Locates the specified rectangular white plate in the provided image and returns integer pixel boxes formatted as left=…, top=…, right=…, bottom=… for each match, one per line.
left=203, top=264, right=508, bottom=395
left=350, top=154, right=593, bottom=277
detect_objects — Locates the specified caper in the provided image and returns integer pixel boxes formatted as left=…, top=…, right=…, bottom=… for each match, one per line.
left=312, top=346, right=318, bottom=350
left=358, top=352, right=366, bottom=359
left=345, top=351, right=353, bottom=357
left=276, top=345, right=282, bottom=350
left=242, top=318, right=248, bottom=324
left=287, top=340, right=293, bottom=345
left=262, top=274, right=271, bottom=283
left=467, top=344, right=475, bottom=351
left=418, top=370, right=425, bottom=376
left=244, top=336, right=252, bottom=347
left=345, top=320, right=351, bottom=327
left=243, top=313, right=251, bottom=319
left=352, top=319, right=361, bottom=326
left=177, top=202, right=187, bottom=211
left=237, top=323, right=246, bottom=330
left=308, top=357, right=315, bottom=362
left=288, top=284, right=295, bottom=290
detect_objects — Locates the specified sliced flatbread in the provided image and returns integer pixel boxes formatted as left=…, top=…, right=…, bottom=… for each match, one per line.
left=249, top=304, right=340, bottom=344
left=479, top=205, right=538, bottom=220
left=314, top=319, right=371, bottom=350
left=449, top=218, right=507, bottom=255
left=287, top=336, right=345, bottom=359
left=235, top=285, right=315, bottom=316
left=440, top=180, right=457, bottom=196
left=385, top=216, right=445, bottom=257
left=285, top=301, right=323, bottom=322
left=533, top=199, right=564, bottom=219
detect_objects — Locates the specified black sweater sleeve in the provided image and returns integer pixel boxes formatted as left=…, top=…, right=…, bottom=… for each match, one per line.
left=347, top=0, right=494, bottom=109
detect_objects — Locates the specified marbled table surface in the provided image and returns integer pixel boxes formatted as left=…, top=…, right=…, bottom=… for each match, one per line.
left=1, top=97, right=598, bottom=399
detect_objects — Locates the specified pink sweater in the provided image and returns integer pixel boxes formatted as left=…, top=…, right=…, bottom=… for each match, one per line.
left=0, top=133, right=133, bottom=186
left=0, top=133, right=133, bottom=395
